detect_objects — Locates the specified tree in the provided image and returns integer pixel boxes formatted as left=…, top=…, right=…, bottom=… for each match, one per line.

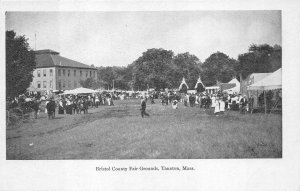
left=79, top=77, right=100, bottom=89
left=173, top=52, right=202, bottom=89
left=6, top=30, right=36, bottom=98
left=201, top=52, right=237, bottom=86
left=132, top=48, right=174, bottom=90
left=237, top=44, right=282, bottom=79
left=96, top=66, right=132, bottom=90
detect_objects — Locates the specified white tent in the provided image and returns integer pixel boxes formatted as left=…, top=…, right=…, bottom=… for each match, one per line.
left=178, top=77, right=189, bottom=90
left=247, top=68, right=282, bottom=113
left=194, top=76, right=206, bottom=92
left=248, top=68, right=282, bottom=91
left=61, top=87, right=99, bottom=95
left=224, top=78, right=240, bottom=94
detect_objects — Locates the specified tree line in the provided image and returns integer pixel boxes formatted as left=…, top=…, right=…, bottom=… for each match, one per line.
left=93, top=44, right=281, bottom=91
left=6, top=30, right=282, bottom=98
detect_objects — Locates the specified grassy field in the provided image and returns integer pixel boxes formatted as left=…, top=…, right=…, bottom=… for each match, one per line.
left=6, top=99, right=282, bottom=159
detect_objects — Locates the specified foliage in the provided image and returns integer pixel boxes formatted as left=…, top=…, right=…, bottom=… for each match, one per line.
left=237, top=44, right=282, bottom=79
left=97, top=66, right=132, bottom=90
left=201, top=51, right=237, bottom=86
left=6, top=30, right=36, bottom=98
left=131, top=48, right=175, bottom=90
left=79, top=77, right=100, bottom=89
left=173, top=52, right=202, bottom=89
left=93, top=44, right=281, bottom=90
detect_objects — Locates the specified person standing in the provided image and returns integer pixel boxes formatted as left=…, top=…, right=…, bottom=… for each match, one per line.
left=240, top=95, right=248, bottom=114
left=46, top=98, right=56, bottom=119
left=95, top=95, right=100, bottom=108
left=248, top=94, right=254, bottom=114
left=184, top=94, right=188, bottom=107
left=219, top=96, right=225, bottom=114
left=66, top=98, right=72, bottom=115
left=140, top=97, right=149, bottom=118
left=58, top=99, right=64, bottom=114
left=32, top=99, right=39, bottom=119
left=214, top=96, right=220, bottom=116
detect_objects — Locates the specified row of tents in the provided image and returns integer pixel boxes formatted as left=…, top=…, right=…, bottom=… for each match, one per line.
left=178, top=68, right=281, bottom=93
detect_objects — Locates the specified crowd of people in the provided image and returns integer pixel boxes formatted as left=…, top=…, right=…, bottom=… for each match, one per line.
left=7, top=88, right=281, bottom=121
left=141, top=91, right=257, bottom=116
left=7, top=92, right=121, bottom=120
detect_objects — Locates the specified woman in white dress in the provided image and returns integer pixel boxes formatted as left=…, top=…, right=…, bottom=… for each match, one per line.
left=211, top=95, right=216, bottom=108
left=214, top=96, right=220, bottom=115
left=219, top=96, right=225, bottom=114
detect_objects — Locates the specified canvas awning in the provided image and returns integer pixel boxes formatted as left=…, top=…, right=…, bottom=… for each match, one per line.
left=247, top=68, right=282, bottom=91
left=27, top=86, right=42, bottom=92
left=223, top=78, right=240, bottom=93
left=61, top=87, right=99, bottom=95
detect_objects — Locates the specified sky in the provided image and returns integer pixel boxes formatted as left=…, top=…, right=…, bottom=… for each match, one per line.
left=6, top=11, right=281, bottom=67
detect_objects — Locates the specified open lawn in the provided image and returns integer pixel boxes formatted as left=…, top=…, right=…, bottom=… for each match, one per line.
left=6, top=99, right=282, bottom=159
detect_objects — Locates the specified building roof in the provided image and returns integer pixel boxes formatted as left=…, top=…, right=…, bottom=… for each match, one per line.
left=35, top=49, right=96, bottom=70
left=220, top=83, right=236, bottom=91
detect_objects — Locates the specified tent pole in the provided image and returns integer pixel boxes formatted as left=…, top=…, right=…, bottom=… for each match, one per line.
left=264, top=90, right=267, bottom=114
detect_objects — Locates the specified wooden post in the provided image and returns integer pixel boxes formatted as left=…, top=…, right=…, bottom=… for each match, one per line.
left=264, top=90, right=267, bottom=114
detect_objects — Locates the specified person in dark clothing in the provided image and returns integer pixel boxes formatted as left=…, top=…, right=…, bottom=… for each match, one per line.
left=140, top=98, right=149, bottom=118
left=58, top=99, right=65, bottom=114
left=32, top=100, right=39, bottom=119
left=248, top=95, right=254, bottom=114
left=73, top=100, right=78, bottom=114
left=46, top=99, right=56, bottom=119
left=189, top=94, right=196, bottom=107
left=150, top=95, right=155, bottom=104
left=83, top=99, right=89, bottom=114
left=240, top=95, right=248, bottom=114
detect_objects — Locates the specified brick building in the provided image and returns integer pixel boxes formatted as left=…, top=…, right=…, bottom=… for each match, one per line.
left=31, top=49, right=97, bottom=92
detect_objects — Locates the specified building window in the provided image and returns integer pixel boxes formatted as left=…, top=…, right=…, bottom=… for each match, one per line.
left=58, top=69, right=61, bottom=76
left=93, top=71, right=95, bottom=78
left=50, top=69, right=53, bottom=76
left=50, top=80, right=53, bottom=88
left=58, top=80, right=61, bottom=89
left=86, top=71, right=88, bottom=77
left=43, top=81, right=47, bottom=88
left=37, top=70, right=41, bottom=77
left=63, top=69, right=65, bottom=76
left=90, top=71, right=92, bottom=77
left=68, top=70, right=70, bottom=77
left=80, top=70, right=82, bottom=77
left=37, top=81, right=41, bottom=88
left=74, top=70, right=76, bottom=76
left=43, top=69, right=46, bottom=77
